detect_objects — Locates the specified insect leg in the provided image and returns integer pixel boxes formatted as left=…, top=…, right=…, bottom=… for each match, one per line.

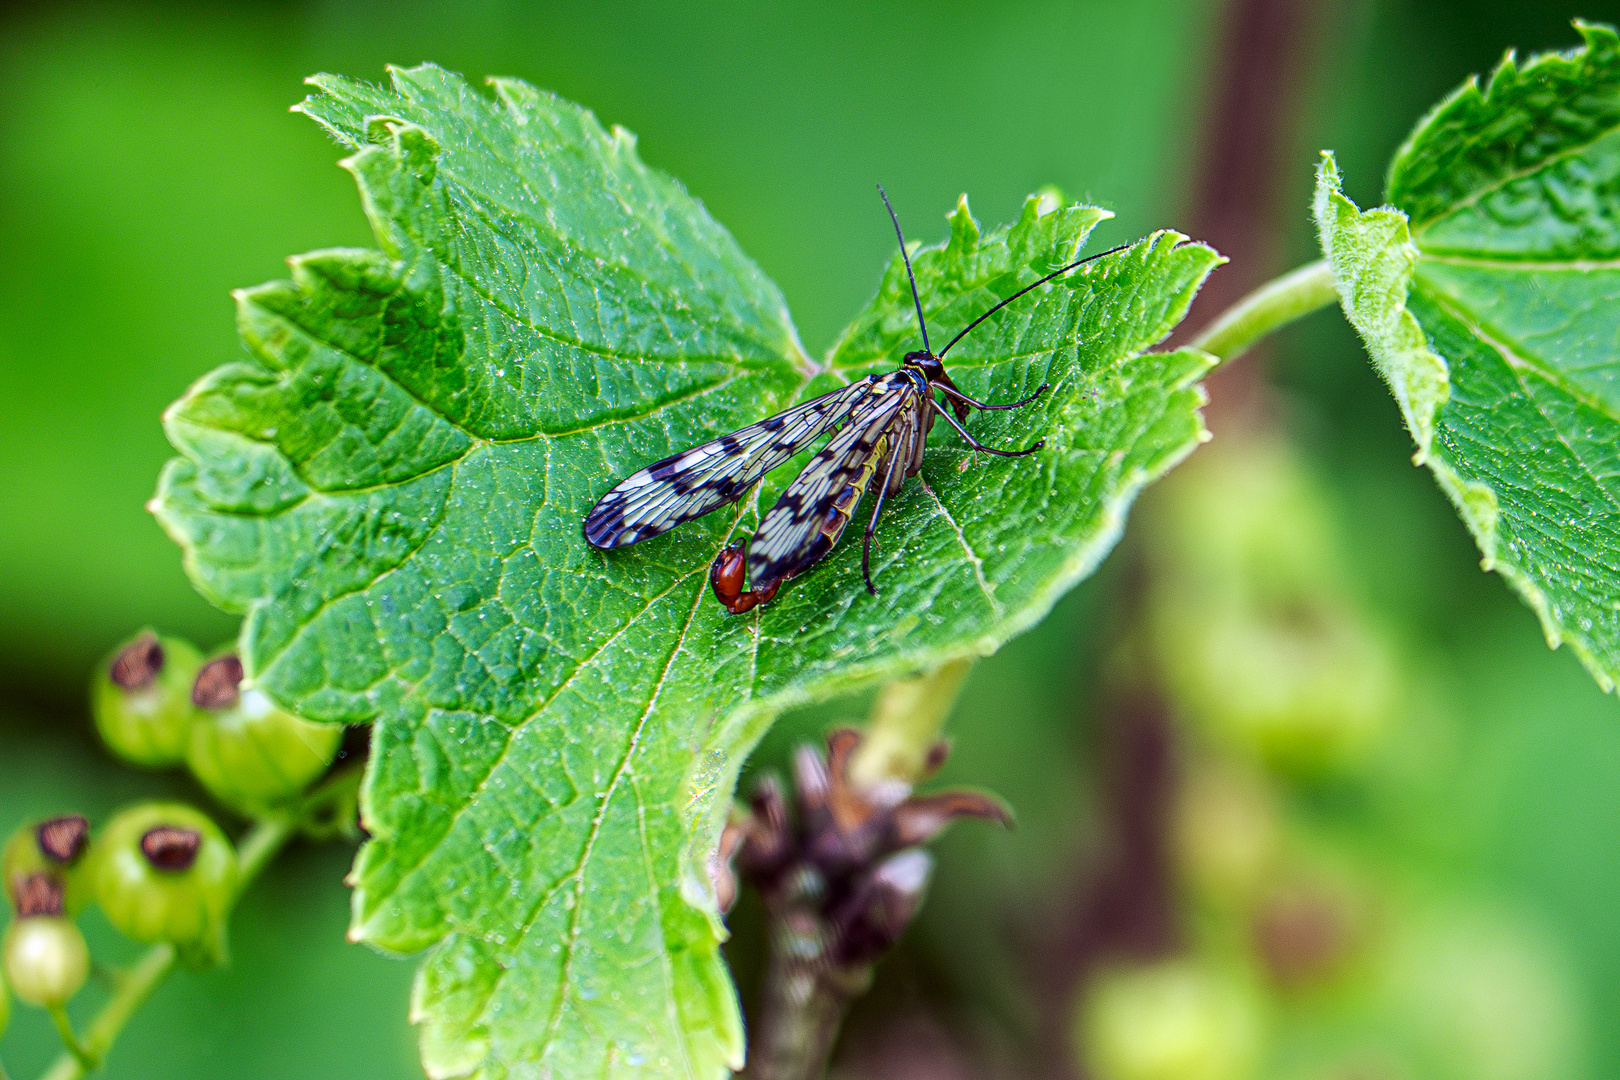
left=931, top=399, right=1045, bottom=456
left=936, top=381, right=1050, bottom=411
left=861, top=446, right=907, bottom=596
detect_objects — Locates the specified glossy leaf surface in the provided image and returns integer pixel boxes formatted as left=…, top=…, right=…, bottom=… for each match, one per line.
left=153, top=66, right=1219, bottom=1078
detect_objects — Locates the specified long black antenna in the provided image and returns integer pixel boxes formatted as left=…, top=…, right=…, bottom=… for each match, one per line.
left=938, top=242, right=1130, bottom=358
left=876, top=183, right=931, bottom=356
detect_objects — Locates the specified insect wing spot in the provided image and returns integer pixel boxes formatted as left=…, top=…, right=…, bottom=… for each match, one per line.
left=582, top=503, right=625, bottom=548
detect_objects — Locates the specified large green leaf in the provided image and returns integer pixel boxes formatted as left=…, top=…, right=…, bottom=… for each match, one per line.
left=1314, top=20, right=1620, bottom=697
left=152, top=65, right=1219, bottom=1079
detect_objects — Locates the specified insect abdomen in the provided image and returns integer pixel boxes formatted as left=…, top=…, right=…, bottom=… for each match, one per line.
left=819, top=431, right=892, bottom=546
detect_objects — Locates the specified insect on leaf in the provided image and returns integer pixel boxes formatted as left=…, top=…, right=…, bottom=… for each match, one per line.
left=153, top=65, right=1220, bottom=1079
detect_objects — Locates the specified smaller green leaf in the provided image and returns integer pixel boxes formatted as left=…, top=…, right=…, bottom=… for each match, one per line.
left=1314, top=20, right=1620, bottom=696
left=1310, top=157, right=1451, bottom=462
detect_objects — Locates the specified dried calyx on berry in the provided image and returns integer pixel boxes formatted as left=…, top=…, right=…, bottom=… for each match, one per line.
left=185, top=652, right=343, bottom=815
left=12, top=873, right=65, bottom=918
left=718, top=728, right=1008, bottom=1074
left=2, top=835, right=92, bottom=1010
left=4, top=816, right=93, bottom=916
left=91, top=630, right=205, bottom=767
left=140, top=826, right=202, bottom=871
left=35, top=816, right=90, bottom=865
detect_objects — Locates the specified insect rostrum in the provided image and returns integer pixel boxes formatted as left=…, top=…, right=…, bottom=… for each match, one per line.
left=583, top=187, right=1127, bottom=614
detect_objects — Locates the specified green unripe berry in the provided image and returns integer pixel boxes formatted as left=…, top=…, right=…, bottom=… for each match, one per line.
left=94, top=803, right=237, bottom=967
left=1075, top=960, right=1263, bottom=1080
left=91, top=630, right=204, bottom=767
left=3, top=917, right=89, bottom=1008
left=1167, top=603, right=1395, bottom=778
left=185, top=654, right=342, bottom=815
left=1172, top=764, right=1279, bottom=910
left=3, top=816, right=92, bottom=916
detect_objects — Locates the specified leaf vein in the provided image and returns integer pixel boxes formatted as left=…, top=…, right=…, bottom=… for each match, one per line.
left=431, top=164, right=785, bottom=366
left=254, top=458, right=461, bottom=681
left=1424, top=288, right=1620, bottom=443
left=1411, top=119, right=1620, bottom=232
left=917, top=474, right=1003, bottom=617
left=535, top=573, right=709, bottom=1061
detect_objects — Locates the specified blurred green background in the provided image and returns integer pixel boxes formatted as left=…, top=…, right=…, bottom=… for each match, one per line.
left=1, top=1, right=1615, bottom=1077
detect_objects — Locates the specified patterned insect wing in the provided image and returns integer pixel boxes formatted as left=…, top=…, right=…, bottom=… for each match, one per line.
left=583, top=380, right=873, bottom=548
left=746, top=375, right=926, bottom=587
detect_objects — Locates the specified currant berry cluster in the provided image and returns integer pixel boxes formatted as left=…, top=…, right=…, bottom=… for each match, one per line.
left=0, top=628, right=346, bottom=1045
left=0, top=805, right=236, bottom=1024
left=93, top=630, right=343, bottom=814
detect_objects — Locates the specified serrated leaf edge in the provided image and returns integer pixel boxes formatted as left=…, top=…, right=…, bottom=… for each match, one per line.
left=1385, top=19, right=1620, bottom=229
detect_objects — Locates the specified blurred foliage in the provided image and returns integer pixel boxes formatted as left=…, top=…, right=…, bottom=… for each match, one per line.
left=1139, top=432, right=1586, bottom=1080
left=2, top=1, right=1617, bottom=1078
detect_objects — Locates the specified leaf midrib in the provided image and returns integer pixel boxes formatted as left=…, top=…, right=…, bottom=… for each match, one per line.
left=1416, top=277, right=1620, bottom=427
left=1420, top=285, right=1620, bottom=516
left=530, top=564, right=710, bottom=1072
left=1420, top=254, right=1620, bottom=271
left=358, top=495, right=742, bottom=925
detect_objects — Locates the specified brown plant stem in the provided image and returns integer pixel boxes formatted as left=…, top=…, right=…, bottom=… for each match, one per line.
left=741, top=662, right=980, bottom=1080
left=746, top=914, right=872, bottom=1080
left=1025, top=0, right=1338, bottom=1074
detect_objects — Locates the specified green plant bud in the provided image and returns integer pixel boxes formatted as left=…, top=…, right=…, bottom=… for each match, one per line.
left=3, top=816, right=93, bottom=916
left=91, top=630, right=204, bottom=767
left=1145, top=437, right=1399, bottom=779
left=3, top=917, right=89, bottom=1008
left=1075, top=960, right=1263, bottom=1080
left=94, top=803, right=237, bottom=967
left=1172, top=763, right=1279, bottom=910
left=185, top=654, right=342, bottom=814
left=1167, top=604, right=1396, bottom=778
